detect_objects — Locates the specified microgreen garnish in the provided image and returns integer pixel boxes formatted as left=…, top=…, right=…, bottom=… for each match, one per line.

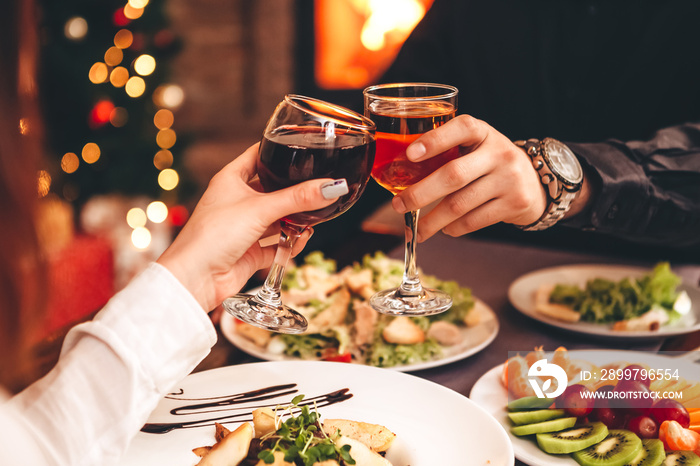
left=256, top=395, right=356, bottom=465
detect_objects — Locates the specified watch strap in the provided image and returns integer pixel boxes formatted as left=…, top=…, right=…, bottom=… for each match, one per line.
left=514, top=138, right=580, bottom=232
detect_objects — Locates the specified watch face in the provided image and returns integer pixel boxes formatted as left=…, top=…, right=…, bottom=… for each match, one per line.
left=543, top=139, right=583, bottom=184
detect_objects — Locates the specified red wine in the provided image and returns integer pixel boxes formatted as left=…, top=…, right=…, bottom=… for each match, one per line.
left=257, top=125, right=375, bottom=227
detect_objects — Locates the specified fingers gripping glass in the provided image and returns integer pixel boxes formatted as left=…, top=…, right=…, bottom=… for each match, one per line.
left=363, top=83, right=458, bottom=316
left=223, top=95, right=376, bottom=333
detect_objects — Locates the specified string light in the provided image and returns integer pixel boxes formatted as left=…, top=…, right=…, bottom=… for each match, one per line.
left=153, top=149, right=173, bottom=169
left=81, top=143, right=101, bottom=164
left=61, top=153, right=80, bottom=173
left=152, top=84, right=184, bottom=109
left=18, top=118, right=30, bottom=135
left=134, top=54, right=156, bottom=76
left=64, top=17, right=88, bottom=41
left=37, top=170, right=52, bottom=197
left=126, top=207, right=147, bottom=228
left=89, top=62, right=109, bottom=83
left=146, top=201, right=168, bottom=223
left=123, top=5, right=144, bottom=20
left=104, top=46, right=124, bottom=66
left=156, top=128, right=176, bottom=149
left=128, top=0, right=150, bottom=8
left=110, top=66, right=129, bottom=87
left=131, top=227, right=151, bottom=249
left=114, top=29, right=133, bottom=48
left=76, top=0, right=186, bottom=236
left=125, top=76, right=146, bottom=97
left=153, top=109, right=174, bottom=129
left=158, top=168, right=179, bottom=190
left=109, top=107, right=128, bottom=127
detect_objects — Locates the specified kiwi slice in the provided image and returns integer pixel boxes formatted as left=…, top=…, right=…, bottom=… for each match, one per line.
left=536, top=422, right=608, bottom=454
left=507, top=396, right=554, bottom=411
left=511, top=416, right=577, bottom=437
left=572, top=430, right=642, bottom=466
left=662, top=450, right=700, bottom=466
left=626, top=439, right=665, bottom=466
left=508, top=408, right=566, bottom=425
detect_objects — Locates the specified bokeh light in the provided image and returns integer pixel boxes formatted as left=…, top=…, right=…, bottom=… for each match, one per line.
left=158, top=168, right=179, bottom=190
left=147, top=201, right=168, bottom=223
left=126, top=207, right=147, bottom=228
left=64, top=17, right=88, bottom=41
left=110, top=107, right=128, bottom=127
left=82, top=142, right=101, bottom=164
left=89, top=100, right=115, bottom=127
left=152, top=84, right=185, bottom=109
left=37, top=170, right=51, bottom=197
left=114, top=29, right=134, bottom=49
left=134, top=54, right=156, bottom=76
left=153, top=149, right=173, bottom=169
left=89, top=62, right=109, bottom=84
left=61, top=152, right=80, bottom=174
left=104, top=46, right=124, bottom=66
left=125, top=76, right=146, bottom=97
left=124, top=5, right=144, bottom=20
left=168, top=205, right=189, bottom=226
left=128, top=0, right=150, bottom=9
left=156, top=128, right=176, bottom=149
left=153, top=109, right=174, bottom=129
left=110, top=66, right=129, bottom=87
left=18, top=118, right=29, bottom=135
left=131, top=227, right=152, bottom=249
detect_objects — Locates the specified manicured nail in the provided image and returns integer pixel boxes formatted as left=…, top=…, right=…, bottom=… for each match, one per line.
left=321, top=179, right=348, bottom=199
left=392, top=196, right=407, bottom=213
left=406, top=142, right=426, bottom=161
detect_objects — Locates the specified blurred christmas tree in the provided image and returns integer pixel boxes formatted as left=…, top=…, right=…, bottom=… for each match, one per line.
left=37, top=0, right=192, bottom=213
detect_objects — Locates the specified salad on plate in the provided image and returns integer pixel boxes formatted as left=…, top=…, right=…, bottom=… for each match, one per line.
left=230, top=251, right=494, bottom=369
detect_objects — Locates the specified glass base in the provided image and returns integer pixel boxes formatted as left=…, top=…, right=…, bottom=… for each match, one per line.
left=222, top=293, right=308, bottom=334
left=369, top=287, right=452, bottom=316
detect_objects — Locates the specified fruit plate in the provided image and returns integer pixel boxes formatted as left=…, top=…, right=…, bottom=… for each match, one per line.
left=508, top=264, right=700, bottom=340
left=120, top=361, right=514, bottom=465
left=469, top=350, right=699, bottom=466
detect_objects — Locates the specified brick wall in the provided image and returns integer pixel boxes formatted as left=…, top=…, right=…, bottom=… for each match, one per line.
left=166, top=0, right=296, bottom=185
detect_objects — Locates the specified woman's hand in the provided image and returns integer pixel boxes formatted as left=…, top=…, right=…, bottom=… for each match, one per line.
left=157, top=143, right=345, bottom=311
left=391, top=115, right=548, bottom=241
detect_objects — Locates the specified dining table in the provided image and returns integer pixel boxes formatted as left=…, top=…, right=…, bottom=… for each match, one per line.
left=193, top=220, right=700, bottom=466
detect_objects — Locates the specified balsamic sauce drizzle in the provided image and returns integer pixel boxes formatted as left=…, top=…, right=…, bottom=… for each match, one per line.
left=141, top=384, right=352, bottom=434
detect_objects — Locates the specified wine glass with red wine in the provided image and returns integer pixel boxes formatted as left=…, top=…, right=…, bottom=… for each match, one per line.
left=223, top=95, right=376, bottom=333
left=363, top=83, right=458, bottom=316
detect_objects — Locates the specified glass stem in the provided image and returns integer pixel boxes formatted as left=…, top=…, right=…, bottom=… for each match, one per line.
left=254, top=222, right=304, bottom=307
left=399, top=209, right=423, bottom=297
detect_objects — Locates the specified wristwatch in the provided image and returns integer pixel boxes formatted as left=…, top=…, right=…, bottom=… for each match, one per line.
left=514, top=138, right=583, bottom=231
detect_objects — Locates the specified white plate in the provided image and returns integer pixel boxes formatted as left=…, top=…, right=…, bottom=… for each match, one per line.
left=220, top=298, right=499, bottom=372
left=470, top=350, right=699, bottom=466
left=120, top=361, right=514, bottom=466
left=508, top=264, right=700, bottom=339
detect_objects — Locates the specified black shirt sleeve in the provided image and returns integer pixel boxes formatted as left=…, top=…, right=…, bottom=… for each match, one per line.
left=564, top=123, right=700, bottom=247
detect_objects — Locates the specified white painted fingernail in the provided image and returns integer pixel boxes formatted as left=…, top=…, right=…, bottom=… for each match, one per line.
left=321, top=179, right=349, bottom=199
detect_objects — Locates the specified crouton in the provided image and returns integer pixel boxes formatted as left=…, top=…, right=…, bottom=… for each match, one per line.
left=382, top=316, right=425, bottom=345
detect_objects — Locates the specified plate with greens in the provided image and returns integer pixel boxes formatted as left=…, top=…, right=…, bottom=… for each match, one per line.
left=120, top=361, right=514, bottom=465
left=221, top=251, right=499, bottom=372
left=507, top=263, right=700, bottom=339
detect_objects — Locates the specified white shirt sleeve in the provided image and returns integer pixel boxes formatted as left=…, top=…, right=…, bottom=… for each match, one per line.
left=0, top=262, right=217, bottom=466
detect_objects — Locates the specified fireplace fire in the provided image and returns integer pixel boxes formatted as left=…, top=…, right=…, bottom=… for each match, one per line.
left=313, top=0, right=434, bottom=90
